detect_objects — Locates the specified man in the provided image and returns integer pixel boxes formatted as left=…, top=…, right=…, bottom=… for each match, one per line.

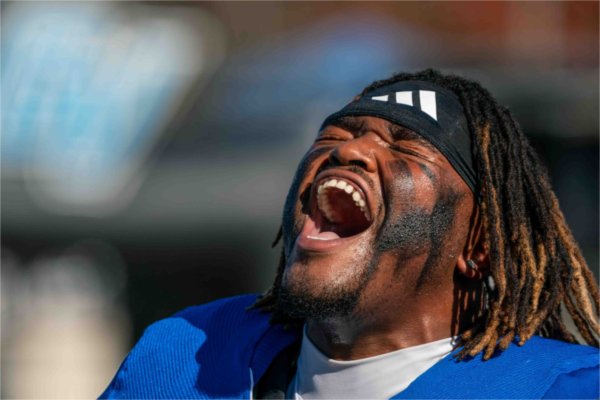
left=101, top=70, right=599, bottom=399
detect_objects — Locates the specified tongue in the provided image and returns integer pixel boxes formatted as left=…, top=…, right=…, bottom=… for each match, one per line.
left=303, top=215, right=342, bottom=241
left=308, top=230, right=340, bottom=240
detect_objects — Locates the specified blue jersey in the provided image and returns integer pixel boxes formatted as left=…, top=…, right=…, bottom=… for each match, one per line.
left=101, top=294, right=599, bottom=399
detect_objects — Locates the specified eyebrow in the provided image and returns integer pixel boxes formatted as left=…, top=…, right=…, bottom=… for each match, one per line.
left=387, top=124, right=437, bottom=152
left=327, top=116, right=366, bottom=133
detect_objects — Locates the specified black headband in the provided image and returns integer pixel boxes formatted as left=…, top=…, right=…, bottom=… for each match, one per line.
left=320, top=80, right=477, bottom=193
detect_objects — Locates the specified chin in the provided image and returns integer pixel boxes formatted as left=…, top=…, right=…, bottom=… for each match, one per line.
left=277, top=271, right=363, bottom=320
left=278, top=238, right=378, bottom=320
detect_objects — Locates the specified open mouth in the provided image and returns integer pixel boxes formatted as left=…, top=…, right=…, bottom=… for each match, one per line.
left=298, top=172, right=374, bottom=251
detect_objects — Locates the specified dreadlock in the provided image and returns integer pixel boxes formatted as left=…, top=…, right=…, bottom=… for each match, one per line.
left=251, top=69, right=599, bottom=360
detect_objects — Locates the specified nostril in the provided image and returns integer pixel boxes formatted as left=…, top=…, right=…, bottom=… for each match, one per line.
left=349, top=160, right=368, bottom=170
left=328, top=150, right=343, bottom=167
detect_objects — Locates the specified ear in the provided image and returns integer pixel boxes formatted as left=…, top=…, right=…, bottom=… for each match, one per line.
left=456, top=204, right=489, bottom=280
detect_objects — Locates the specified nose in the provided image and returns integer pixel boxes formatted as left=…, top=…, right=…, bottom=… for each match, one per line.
left=329, top=135, right=378, bottom=173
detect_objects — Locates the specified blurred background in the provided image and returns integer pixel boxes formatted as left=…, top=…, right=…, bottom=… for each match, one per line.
left=1, top=1, right=598, bottom=397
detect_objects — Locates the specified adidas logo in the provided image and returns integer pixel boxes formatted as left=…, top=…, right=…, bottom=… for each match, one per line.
left=371, top=90, right=437, bottom=121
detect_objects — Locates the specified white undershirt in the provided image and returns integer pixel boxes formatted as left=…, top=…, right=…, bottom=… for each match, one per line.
left=288, top=327, right=454, bottom=399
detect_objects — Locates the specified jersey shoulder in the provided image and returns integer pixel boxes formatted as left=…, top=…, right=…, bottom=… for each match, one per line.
left=522, top=336, right=599, bottom=399
left=397, top=336, right=599, bottom=399
left=99, top=294, right=276, bottom=399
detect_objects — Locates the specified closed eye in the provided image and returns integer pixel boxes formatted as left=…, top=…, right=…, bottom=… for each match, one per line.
left=315, top=134, right=347, bottom=142
left=389, top=143, right=430, bottom=161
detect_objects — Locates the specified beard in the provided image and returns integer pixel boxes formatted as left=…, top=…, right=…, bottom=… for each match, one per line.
left=276, top=249, right=380, bottom=320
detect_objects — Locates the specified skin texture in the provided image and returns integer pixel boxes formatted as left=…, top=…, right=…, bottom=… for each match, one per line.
left=279, top=115, right=487, bottom=360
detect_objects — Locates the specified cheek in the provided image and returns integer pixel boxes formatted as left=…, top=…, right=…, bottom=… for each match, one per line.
left=381, top=159, right=436, bottom=209
left=376, top=159, right=436, bottom=253
left=282, top=148, right=329, bottom=251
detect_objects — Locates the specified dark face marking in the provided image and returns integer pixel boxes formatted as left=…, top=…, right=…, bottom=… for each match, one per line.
left=377, top=159, right=430, bottom=254
left=417, top=162, right=436, bottom=186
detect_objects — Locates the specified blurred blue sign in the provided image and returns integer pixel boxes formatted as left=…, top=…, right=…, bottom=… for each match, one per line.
left=1, top=2, right=223, bottom=215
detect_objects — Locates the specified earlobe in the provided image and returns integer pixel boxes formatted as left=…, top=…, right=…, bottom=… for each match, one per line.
left=457, top=204, right=490, bottom=280
left=457, top=256, right=484, bottom=280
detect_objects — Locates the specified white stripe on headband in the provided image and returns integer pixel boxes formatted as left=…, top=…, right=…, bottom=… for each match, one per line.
left=419, top=90, right=437, bottom=121
left=395, top=91, right=413, bottom=106
left=372, top=90, right=437, bottom=121
left=371, top=94, right=389, bottom=102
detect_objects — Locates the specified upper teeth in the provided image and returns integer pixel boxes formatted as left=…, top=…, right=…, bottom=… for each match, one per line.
left=316, top=178, right=369, bottom=222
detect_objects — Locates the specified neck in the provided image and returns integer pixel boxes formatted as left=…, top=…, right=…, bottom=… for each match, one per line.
left=294, top=245, right=488, bottom=360
left=305, top=296, right=455, bottom=361
left=304, top=278, right=482, bottom=361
